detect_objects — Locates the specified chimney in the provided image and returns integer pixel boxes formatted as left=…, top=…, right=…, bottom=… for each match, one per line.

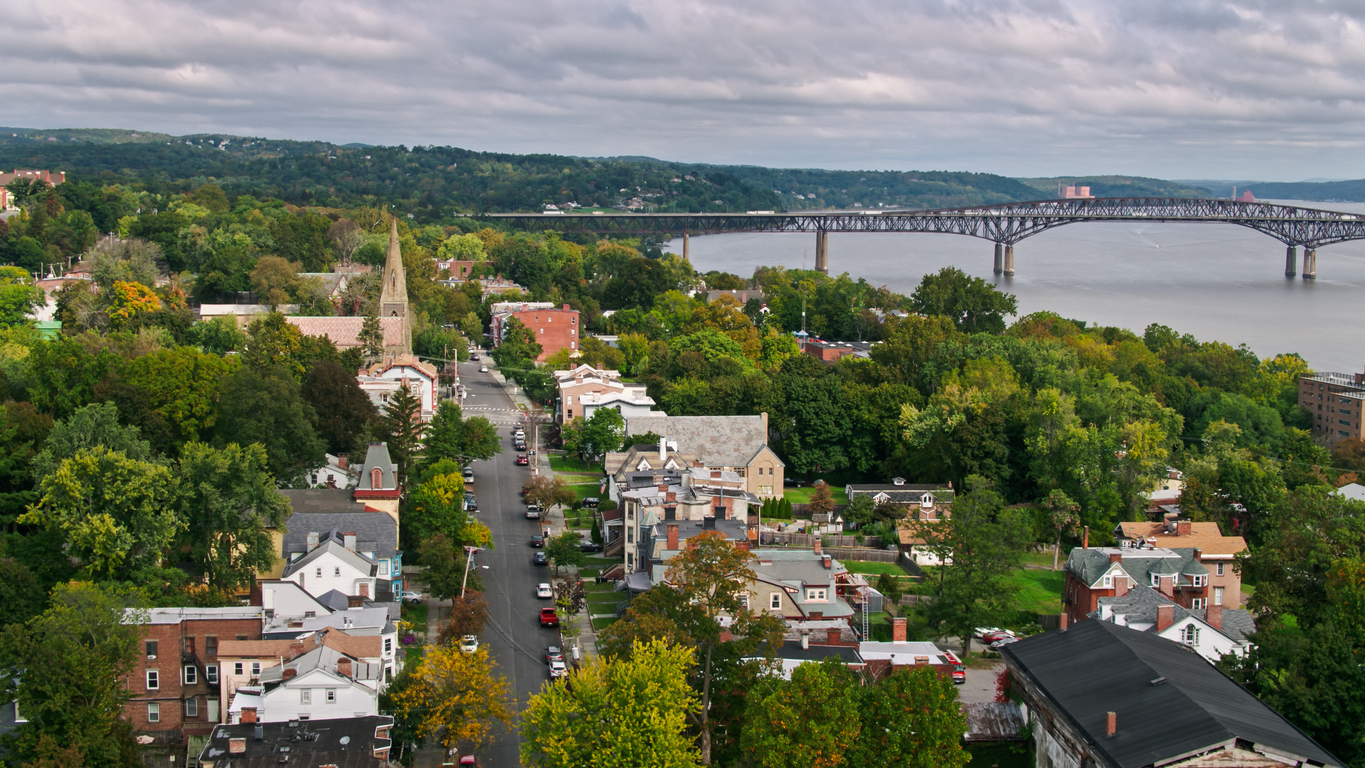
left=659, top=437, right=666, bottom=462
left=337, top=454, right=349, bottom=470
left=338, top=657, right=352, bottom=678
left=1114, top=575, right=1129, bottom=597
left=712, top=470, right=721, bottom=479
left=666, top=491, right=676, bottom=502
left=893, top=617, right=907, bottom=642
left=343, top=532, right=357, bottom=551
left=667, top=523, right=679, bottom=550
left=229, top=737, right=247, bottom=754
left=814, top=538, right=822, bottom=556
left=1159, top=575, right=1174, bottom=597
left=1108, top=552, right=1121, bottom=564
left=1106, top=711, right=1117, bottom=738
left=657, top=484, right=668, bottom=493
left=827, top=628, right=843, bottom=645
left=1206, top=605, right=1223, bottom=630
left=703, top=516, right=716, bottom=530
left=801, top=631, right=809, bottom=650
left=664, top=507, right=676, bottom=521
left=307, top=531, right=319, bottom=550
left=289, top=642, right=305, bottom=658
left=822, top=554, right=832, bottom=570
left=1157, top=604, right=1174, bottom=632
left=1059, top=612, right=1069, bottom=631
left=1192, top=547, right=1202, bottom=563
left=241, top=707, right=257, bottom=724
left=283, top=668, right=297, bottom=679
left=1177, top=520, right=1192, bottom=536
left=1083, top=526, right=1089, bottom=549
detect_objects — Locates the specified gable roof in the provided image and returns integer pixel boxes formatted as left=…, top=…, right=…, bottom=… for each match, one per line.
left=847, top=483, right=953, bottom=506
left=278, top=510, right=397, bottom=561
left=1001, top=621, right=1341, bottom=768
left=281, top=538, right=376, bottom=579
left=1093, top=585, right=1257, bottom=645
left=1114, top=521, right=1248, bottom=558
left=1066, top=547, right=1207, bottom=589
left=623, top=415, right=778, bottom=469
left=285, top=316, right=405, bottom=348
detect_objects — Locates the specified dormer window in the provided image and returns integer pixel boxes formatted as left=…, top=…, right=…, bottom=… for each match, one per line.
left=1191, top=575, right=1207, bottom=587
left=1101, top=575, right=1112, bottom=588
left=1151, top=573, right=1160, bottom=587
left=1181, top=625, right=1199, bottom=645
left=372, top=468, right=383, bottom=488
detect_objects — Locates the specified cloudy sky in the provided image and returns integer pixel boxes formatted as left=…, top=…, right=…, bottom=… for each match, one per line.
left=4, top=0, right=1365, bottom=180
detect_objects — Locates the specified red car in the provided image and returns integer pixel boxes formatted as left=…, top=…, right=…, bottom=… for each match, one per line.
left=539, top=607, right=559, bottom=627
left=516, top=454, right=529, bottom=466
left=944, top=650, right=966, bottom=685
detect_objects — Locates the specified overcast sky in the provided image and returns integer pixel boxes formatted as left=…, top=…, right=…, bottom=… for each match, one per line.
left=4, top=0, right=1365, bottom=180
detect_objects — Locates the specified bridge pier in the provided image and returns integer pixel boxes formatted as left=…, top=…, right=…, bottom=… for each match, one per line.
left=1285, top=246, right=1297, bottom=277
left=993, top=243, right=1003, bottom=275
left=682, top=232, right=690, bottom=262
left=1303, top=248, right=1317, bottom=280
left=815, top=230, right=828, bottom=273
left=1003, top=244, right=1015, bottom=276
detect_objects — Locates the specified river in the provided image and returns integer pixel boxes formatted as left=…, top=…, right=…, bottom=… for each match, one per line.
left=667, top=200, right=1365, bottom=372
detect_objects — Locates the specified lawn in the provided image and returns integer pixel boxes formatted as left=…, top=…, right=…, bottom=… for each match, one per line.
left=843, top=560, right=911, bottom=577
left=402, top=603, right=428, bottom=635
left=556, top=473, right=603, bottom=484
left=1021, top=550, right=1062, bottom=569
left=592, top=616, right=619, bottom=631
left=782, top=484, right=849, bottom=504
left=549, top=454, right=602, bottom=474
left=564, top=483, right=602, bottom=503
left=1008, top=568, right=1065, bottom=616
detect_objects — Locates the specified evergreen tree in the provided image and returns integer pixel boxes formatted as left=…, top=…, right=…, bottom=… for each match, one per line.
left=381, top=385, right=423, bottom=488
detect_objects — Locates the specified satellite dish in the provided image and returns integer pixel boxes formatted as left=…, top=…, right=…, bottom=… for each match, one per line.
left=339, top=736, right=350, bottom=746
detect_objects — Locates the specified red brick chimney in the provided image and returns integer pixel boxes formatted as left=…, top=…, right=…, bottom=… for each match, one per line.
left=667, top=523, right=679, bottom=551
left=822, top=554, right=832, bottom=570
left=827, top=628, right=842, bottom=645
left=1114, top=575, right=1129, bottom=598
left=1059, top=612, right=1068, bottom=631
left=1158, top=575, right=1174, bottom=597
left=1083, top=526, right=1089, bottom=548
left=1206, top=605, right=1222, bottom=631
left=289, top=642, right=305, bottom=658
left=1177, top=520, right=1192, bottom=536
left=892, top=617, right=907, bottom=642
left=1157, top=604, right=1174, bottom=632
left=241, top=708, right=257, bottom=724
left=1106, top=711, right=1117, bottom=738
left=666, top=491, right=675, bottom=502
left=283, top=668, right=297, bottom=679
left=657, top=484, right=668, bottom=493
left=337, top=657, right=352, bottom=678
left=814, top=538, right=822, bottom=557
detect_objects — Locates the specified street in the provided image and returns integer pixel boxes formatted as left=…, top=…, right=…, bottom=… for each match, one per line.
left=420, top=356, right=556, bottom=767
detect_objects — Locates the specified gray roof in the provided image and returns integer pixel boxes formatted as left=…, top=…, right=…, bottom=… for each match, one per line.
left=847, top=483, right=954, bottom=505
left=278, top=500, right=398, bottom=562
left=1334, top=482, right=1365, bottom=503
left=1002, top=621, right=1342, bottom=768
left=623, top=415, right=779, bottom=469
left=752, top=550, right=853, bottom=618
left=198, top=715, right=393, bottom=768
left=282, top=538, right=377, bottom=579
left=315, top=589, right=353, bottom=612
left=1092, top=585, right=1257, bottom=644
left=356, top=443, right=397, bottom=490
left=1066, top=547, right=1208, bottom=589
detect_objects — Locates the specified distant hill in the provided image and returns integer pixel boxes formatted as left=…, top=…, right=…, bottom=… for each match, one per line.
left=1237, top=179, right=1365, bottom=203
left=1015, top=175, right=1211, bottom=199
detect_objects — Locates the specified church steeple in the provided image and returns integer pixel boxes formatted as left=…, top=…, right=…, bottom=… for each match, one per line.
left=379, top=216, right=412, bottom=354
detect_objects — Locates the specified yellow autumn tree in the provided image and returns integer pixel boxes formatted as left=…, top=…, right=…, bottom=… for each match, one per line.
left=390, top=645, right=512, bottom=752
left=108, top=280, right=161, bottom=324
left=521, top=638, right=701, bottom=768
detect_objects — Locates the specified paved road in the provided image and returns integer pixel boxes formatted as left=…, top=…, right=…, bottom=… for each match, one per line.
left=456, top=357, right=557, bottom=768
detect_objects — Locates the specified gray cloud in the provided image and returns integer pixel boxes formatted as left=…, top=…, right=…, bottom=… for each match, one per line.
left=3, top=0, right=1365, bottom=179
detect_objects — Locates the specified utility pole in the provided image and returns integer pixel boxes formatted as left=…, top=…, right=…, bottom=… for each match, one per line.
left=459, top=546, right=488, bottom=599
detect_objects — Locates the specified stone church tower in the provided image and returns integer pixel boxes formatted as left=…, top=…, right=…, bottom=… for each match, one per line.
left=379, top=217, right=412, bottom=355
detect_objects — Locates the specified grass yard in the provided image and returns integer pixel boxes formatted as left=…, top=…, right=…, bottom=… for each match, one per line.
left=843, top=560, right=912, bottom=577
left=549, top=454, right=602, bottom=474
left=564, top=483, right=602, bottom=503
left=1009, top=568, right=1065, bottom=616
left=592, top=616, right=619, bottom=631
left=1021, top=550, right=1062, bottom=569
left=782, top=484, right=849, bottom=504
left=402, top=603, right=429, bottom=635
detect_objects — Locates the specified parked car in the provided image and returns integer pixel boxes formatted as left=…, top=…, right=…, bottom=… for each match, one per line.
left=462, top=469, right=475, bottom=483
left=516, top=454, right=529, bottom=466
left=545, top=645, right=563, bottom=663
left=579, top=541, right=603, bottom=553
left=480, top=364, right=488, bottom=373
left=539, top=607, right=559, bottom=627
left=513, top=441, right=527, bottom=451
left=532, top=551, right=549, bottom=566
left=944, top=650, right=966, bottom=684
left=459, top=756, right=479, bottom=768
left=977, top=628, right=1015, bottom=645
left=464, top=496, right=478, bottom=511
left=401, top=591, right=424, bottom=605
left=526, top=507, right=541, bottom=519
left=537, top=583, right=553, bottom=599
left=459, top=635, right=479, bottom=654
left=548, top=660, right=568, bottom=678
left=530, top=534, right=545, bottom=547
left=581, top=497, right=600, bottom=508
left=990, top=636, right=1020, bottom=649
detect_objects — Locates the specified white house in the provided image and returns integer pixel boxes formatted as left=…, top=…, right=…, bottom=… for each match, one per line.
left=281, top=533, right=379, bottom=601
left=357, top=355, right=439, bottom=422
left=263, top=607, right=400, bottom=680
left=1092, top=584, right=1255, bottom=663
left=226, top=645, right=381, bottom=724
left=306, top=453, right=359, bottom=489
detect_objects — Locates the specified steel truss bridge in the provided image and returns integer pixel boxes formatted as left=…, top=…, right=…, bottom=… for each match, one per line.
left=488, top=197, right=1365, bottom=278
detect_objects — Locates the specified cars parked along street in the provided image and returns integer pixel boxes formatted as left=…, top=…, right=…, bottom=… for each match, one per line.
left=532, top=551, right=548, bottom=566
left=530, top=534, right=545, bottom=547
left=536, top=583, right=553, bottom=599
left=539, top=607, right=559, bottom=627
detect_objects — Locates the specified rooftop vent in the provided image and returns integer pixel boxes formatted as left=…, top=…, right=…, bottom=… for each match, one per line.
left=892, top=477, right=906, bottom=486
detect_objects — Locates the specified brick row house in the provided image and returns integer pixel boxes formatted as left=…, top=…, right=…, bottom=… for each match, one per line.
left=490, top=302, right=581, bottom=362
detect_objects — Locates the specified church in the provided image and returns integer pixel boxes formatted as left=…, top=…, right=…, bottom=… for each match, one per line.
left=285, top=217, right=412, bottom=357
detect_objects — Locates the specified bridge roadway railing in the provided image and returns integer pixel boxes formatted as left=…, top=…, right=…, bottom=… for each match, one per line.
left=486, top=197, right=1365, bottom=278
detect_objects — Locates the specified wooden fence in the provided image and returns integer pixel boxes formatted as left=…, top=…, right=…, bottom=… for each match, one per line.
left=760, top=531, right=886, bottom=549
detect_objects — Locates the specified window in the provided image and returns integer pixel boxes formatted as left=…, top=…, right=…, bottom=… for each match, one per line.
left=626, top=528, right=633, bottom=543
left=1191, top=575, right=1207, bottom=587
left=1101, top=575, right=1112, bottom=589
left=379, top=560, right=390, bottom=576
left=1216, top=562, right=1225, bottom=576
left=301, top=690, right=312, bottom=705
left=1151, top=573, right=1160, bottom=587
left=806, top=588, right=827, bottom=602
left=1191, top=598, right=1206, bottom=609
left=205, top=636, right=217, bottom=657
left=145, top=640, right=158, bottom=658
left=206, top=665, right=218, bottom=685
left=146, top=671, right=159, bottom=690
left=234, top=662, right=244, bottom=676
left=384, top=638, right=393, bottom=654
left=183, top=637, right=195, bottom=656
left=146, top=703, right=160, bottom=723
left=185, top=697, right=198, bottom=718
left=326, top=689, right=337, bottom=703
left=1214, top=587, right=1224, bottom=606
left=251, top=662, right=261, bottom=677
left=372, top=468, right=383, bottom=488
left=316, top=567, right=322, bottom=578
left=770, top=592, right=782, bottom=610
left=13, top=701, right=25, bottom=723
left=334, top=567, right=341, bottom=576
left=1181, top=625, right=1199, bottom=645
left=183, top=665, right=197, bottom=685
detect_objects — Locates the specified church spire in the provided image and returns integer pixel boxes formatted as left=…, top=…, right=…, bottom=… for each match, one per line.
left=379, top=216, right=412, bottom=354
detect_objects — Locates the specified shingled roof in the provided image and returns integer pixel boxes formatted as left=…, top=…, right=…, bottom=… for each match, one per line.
left=285, top=316, right=405, bottom=348
left=622, top=415, right=778, bottom=469
left=1002, top=621, right=1341, bottom=768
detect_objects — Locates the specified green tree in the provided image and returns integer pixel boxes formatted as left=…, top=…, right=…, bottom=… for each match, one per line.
left=302, top=359, right=379, bottom=456
left=188, top=315, right=246, bottom=355
left=403, top=461, right=468, bottom=552
left=215, top=365, right=326, bottom=484
left=740, top=657, right=862, bottom=768
left=910, top=477, right=1031, bottom=655
left=0, top=583, right=147, bottom=768
left=1043, top=489, right=1080, bottom=571
left=390, top=644, right=512, bottom=754
left=574, top=407, right=624, bottom=462
left=522, top=475, right=579, bottom=513
left=418, top=532, right=492, bottom=600
left=21, top=447, right=181, bottom=579
left=491, top=317, right=542, bottom=373
left=381, top=384, right=424, bottom=488
left=176, top=442, right=291, bottom=594
left=358, top=313, right=384, bottom=363
left=521, top=638, right=701, bottom=768
left=122, top=345, right=236, bottom=445
left=242, top=312, right=306, bottom=378
left=545, top=530, right=586, bottom=576
left=909, top=266, right=1018, bottom=334
left=249, top=255, right=301, bottom=309
left=0, top=266, right=44, bottom=327
left=0, top=558, right=47, bottom=628
left=30, top=402, right=152, bottom=481
left=848, top=666, right=969, bottom=768
left=422, top=402, right=502, bottom=469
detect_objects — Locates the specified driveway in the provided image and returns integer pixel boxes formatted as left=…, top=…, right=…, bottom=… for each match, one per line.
left=958, top=662, right=1005, bottom=704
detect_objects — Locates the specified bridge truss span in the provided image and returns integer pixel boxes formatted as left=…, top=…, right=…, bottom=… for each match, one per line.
left=487, top=197, right=1365, bottom=278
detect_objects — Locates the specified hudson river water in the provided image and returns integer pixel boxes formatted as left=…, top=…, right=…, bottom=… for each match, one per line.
left=668, top=200, right=1365, bottom=372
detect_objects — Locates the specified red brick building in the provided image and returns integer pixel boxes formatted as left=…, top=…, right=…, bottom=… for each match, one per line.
left=490, top=302, right=581, bottom=362
left=123, top=607, right=265, bottom=745
left=1299, top=370, right=1365, bottom=446
left=0, top=169, right=66, bottom=209
left=1062, top=546, right=1211, bottom=626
